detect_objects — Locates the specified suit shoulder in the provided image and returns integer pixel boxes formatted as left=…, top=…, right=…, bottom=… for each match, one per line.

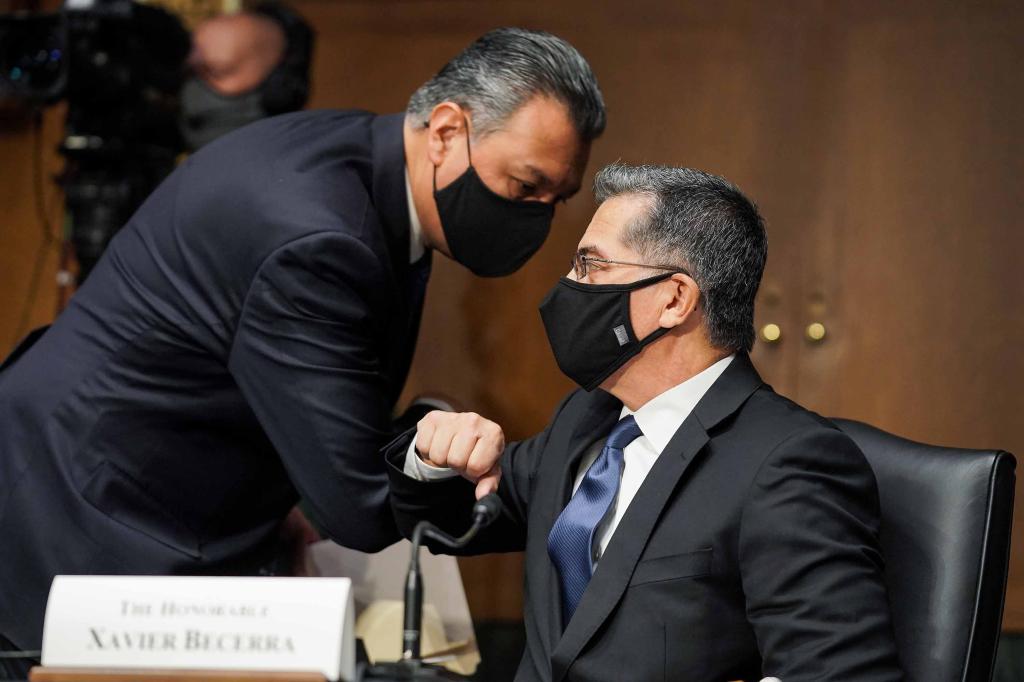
left=169, top=109, right=383, bottom=265
left=180, top=109, right=376, bottom=190
left=731, top=387, right=860, bottom=462
left=744, top=387, right=837, bottom=429
left=203, top=109, right=375, bottom=153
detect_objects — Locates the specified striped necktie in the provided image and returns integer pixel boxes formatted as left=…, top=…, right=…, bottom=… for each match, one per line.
left=547, top=415, right=643, bottom=624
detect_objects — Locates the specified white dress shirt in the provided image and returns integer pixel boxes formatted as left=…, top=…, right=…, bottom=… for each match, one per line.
left=403, top=354, right=735, bottom=565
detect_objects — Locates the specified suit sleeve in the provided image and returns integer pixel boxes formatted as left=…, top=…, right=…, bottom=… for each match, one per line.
left=385, top=393, right=576, bottom=555
left=738, top=426, right=903, bottom=681
left=228, top=231, right=398, bottom=552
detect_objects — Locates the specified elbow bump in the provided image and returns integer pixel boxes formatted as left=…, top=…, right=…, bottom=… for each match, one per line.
left=321, top=519, right=397, bottom=553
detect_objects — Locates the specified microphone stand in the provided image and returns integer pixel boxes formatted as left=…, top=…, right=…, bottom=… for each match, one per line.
left=363, top=495, right=502, bottom=681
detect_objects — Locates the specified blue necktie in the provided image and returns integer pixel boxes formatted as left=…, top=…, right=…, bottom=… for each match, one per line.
left=547, top=415, right=643, bottom=624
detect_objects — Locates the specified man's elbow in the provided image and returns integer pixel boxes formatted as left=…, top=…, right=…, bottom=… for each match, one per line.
left=319, top=510, right=400, bottom=553
left=340, top=531, right=399, bottom=554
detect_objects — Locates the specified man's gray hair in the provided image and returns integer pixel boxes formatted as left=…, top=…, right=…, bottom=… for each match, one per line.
left=406, top=27, right=605, bottom=141
left=594, top=163, right=768, bottom=353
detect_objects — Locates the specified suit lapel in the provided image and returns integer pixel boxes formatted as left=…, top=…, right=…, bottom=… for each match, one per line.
left=550, top=416, right=709, bottom=682
left=369, top=112, right=427, bottom=403
left=549, top=354, right=764, bottom=681
left=557, top=395, right=622, bottom=508
left=370, top=112, right=410, bottom=282
left=532, top=390, right=621, bottom=659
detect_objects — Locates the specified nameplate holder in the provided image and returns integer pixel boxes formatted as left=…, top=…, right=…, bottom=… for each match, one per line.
left=40, top=576, right=355, bottom=681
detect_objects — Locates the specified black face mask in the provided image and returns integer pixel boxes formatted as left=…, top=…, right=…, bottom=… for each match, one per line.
left=539, top=272, right=676, bottom=391
left=433, top=126, right=555, bottom=278
left=179, top=76, right=267, bottom=151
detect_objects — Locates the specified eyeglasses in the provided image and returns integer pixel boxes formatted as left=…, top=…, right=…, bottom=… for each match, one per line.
left=571, top=252, right=690, bottom=281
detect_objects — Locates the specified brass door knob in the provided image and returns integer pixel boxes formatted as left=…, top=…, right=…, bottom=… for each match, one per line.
left=805, top=322, right=826, bottom=342
left=760, top=323, right=782, bottom=343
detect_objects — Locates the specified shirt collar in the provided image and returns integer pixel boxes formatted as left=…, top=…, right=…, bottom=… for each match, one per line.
left=405, top=171, right=425, bottom=264
left=620, top=354, right=736, bottom=453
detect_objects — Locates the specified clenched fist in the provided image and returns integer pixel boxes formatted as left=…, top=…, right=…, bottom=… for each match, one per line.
left=415, top=410, right=505, bottom=499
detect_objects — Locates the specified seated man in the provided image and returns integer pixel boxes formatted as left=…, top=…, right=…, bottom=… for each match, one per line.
left=386, top=163, right=904, bottom=681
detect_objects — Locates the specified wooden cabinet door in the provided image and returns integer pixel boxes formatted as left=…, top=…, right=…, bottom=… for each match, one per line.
left=789, top=6, right=1024, bottom=627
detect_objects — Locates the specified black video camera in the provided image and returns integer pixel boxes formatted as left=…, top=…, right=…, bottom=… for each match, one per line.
left=0, top=0, right=190, bottom=281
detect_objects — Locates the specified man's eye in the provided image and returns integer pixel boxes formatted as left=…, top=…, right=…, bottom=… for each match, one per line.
left=514, top=178, right=537, bottom=196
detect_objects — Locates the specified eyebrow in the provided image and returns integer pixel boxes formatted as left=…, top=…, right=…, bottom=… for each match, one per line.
left=522, top=164, right=553, bottom=187
left=528, top=164, right=580, bottom=192
left=520, top=164, right=581, bottom=201
left=576, top=244, right=606, bottom=259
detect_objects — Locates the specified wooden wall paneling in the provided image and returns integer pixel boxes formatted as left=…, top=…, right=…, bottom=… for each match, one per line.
left=0, top=106, right=65, bottom=355
left=795, top=4, right=1024, bottom=627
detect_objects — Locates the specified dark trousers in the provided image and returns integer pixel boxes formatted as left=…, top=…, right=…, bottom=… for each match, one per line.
left=0, top=633, right=36, bottom=681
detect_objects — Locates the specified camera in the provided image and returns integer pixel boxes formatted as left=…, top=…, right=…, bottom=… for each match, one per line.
left=1, top=0, right=190, bottom=281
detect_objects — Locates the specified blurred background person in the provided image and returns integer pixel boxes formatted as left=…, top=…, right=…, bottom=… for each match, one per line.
left=0, top=0, right=313, bottom=290
left=180, top=1, right=314, bottom=151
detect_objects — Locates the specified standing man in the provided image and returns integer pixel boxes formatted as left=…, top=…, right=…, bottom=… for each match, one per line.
left=0, top=27, right=605, bottom=666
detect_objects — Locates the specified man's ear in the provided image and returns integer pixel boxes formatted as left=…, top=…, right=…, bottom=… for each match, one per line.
left=426, top=102, right=468, bottom=167
left=659, top=272, right=701, bottom=329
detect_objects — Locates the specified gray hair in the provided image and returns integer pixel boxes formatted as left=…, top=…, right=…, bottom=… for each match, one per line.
left=406, top=27, right=606, bottom=141
left=594, top=163, right=768, bottom=353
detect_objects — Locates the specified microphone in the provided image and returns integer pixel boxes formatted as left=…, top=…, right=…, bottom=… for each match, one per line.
left=471, top=493, right=502, bottom=527
left=364, top=494, right=503, bottom=680
left=403, top=493, right=502, bottom=660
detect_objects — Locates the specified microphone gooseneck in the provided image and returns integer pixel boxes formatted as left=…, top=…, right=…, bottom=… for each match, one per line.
left=401, top=493, right=503, bottom=661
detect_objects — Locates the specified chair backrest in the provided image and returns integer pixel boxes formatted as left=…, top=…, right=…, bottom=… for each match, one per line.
left=832, top=418, right=1016, bottom=682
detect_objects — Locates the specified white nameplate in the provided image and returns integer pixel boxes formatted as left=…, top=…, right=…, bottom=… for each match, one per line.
left=41, top=576, right=355, bottom=681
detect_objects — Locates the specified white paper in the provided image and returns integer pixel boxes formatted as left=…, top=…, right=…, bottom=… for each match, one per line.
left=307, top=539, right=478, bottom=662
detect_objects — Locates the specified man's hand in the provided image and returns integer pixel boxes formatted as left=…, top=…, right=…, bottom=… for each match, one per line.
left=414, top=410, right=504, bottom=499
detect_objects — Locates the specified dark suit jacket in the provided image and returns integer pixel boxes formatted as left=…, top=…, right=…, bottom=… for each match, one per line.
left=0, top=110, right=424, bottom=649
left=387, top=354, right=904, bottom=681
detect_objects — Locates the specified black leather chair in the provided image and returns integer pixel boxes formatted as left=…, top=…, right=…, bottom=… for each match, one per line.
left=832, top=419, right=1016, bottom=682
